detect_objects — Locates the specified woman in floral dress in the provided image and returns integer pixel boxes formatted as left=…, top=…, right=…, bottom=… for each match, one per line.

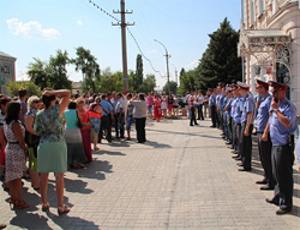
left=4, top=102, right=29, bottom=209
left=34, top=89, right=70, bottom=215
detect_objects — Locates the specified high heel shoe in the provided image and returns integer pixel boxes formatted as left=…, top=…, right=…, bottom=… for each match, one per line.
left=57, top=206, right=70, bottom=216
left=42, top=204, right=50, bottom=212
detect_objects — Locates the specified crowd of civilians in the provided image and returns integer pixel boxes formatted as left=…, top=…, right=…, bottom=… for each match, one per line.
left=0, top=89, right=152, bottom=225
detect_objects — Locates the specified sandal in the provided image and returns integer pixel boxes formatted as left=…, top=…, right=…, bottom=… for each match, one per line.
left=0, top=224, right=6, bottom=229
left=57, top=206, right=70, bottom=216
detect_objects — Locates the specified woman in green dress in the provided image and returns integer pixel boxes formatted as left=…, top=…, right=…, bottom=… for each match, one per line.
left=34, top=89, right=71, bottom=215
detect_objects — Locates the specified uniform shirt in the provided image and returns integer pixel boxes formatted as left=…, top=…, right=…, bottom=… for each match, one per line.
left=255, top=94, right=272, bottom=133
left=225, top=98, right=233, bottom=116
left=209, top=95, right=216, bottom=107
left=269, top=99, right=297, bottom=146
left=221, top=96, right=227, bottom=111
left=240, top=94, right=255, bottom=124
left=230, top=98, right=238, bottom=118
left=216, top=94, right=222, bottom=109
left=233, top=97, right=243, bottom=124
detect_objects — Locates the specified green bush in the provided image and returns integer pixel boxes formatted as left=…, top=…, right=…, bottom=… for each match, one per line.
left=6, top=81, right=42, bottom=97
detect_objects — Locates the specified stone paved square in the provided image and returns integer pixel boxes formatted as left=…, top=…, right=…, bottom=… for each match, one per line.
left=0, top=119, right=299, bottom=229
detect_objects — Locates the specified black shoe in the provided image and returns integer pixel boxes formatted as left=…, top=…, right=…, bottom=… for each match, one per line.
left=265, top=198, right=279, bottom=206
left=276, top=208, right=292, bottom=215
left=190, top=124, right=194, bottom=127
left=225, top=141, right=232, bottom=145
left=235, top=157, right=242, bottom=161
left=260, top=186, right=274, bottom=191
left=232, top=155, right=239, bottom=159
left=238, top=168, right=251, bottom=172
left=256, top=180, right=268, bottom=185
left=237, top=163, right=244, bottom=167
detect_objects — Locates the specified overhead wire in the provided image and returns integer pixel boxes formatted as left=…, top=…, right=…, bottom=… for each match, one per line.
left=87, top=0, right=162, bottom=77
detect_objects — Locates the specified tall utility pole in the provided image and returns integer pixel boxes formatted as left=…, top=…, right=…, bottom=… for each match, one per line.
left=154, top=39, right=171, bottom=94
left=113, top=0, right=134, bottom=92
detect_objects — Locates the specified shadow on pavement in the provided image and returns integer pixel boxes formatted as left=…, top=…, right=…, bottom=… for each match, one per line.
left=46, top=212, right=99, bottom=230
left=147, top=128, right=221, bottom=140
left=289, top=205, right=300, bottom=217
left=96, top=149, right=126, bottom=156
left=74, top=160, right=113, bottom=180
left=64, top=178, right=93, bottom=194
left=10, top=212, right=50, bottom=229
left=143, top=140, right=172, bottom=149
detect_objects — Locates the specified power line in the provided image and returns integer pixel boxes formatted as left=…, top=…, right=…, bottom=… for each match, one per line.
left=127, top=28, right=163, bottom=77
left=87, top=0, right=162, bottom=77
left=87, top=0, right=120, bottom=23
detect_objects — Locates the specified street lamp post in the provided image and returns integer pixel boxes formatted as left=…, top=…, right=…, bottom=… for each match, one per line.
left=154, top=39, right=171, bottom=94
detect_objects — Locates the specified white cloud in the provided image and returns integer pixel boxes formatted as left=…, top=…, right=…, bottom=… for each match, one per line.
left=76, top=19, right=83, bottom=26
left=6, top=17, right=61, bottom=40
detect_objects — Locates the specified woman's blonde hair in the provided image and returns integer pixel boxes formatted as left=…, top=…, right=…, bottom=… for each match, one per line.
left=27, top=96, right=40, bottom=109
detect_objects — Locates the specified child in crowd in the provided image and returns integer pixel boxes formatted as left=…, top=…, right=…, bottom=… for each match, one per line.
left=88, top=103, right=103, bottom=151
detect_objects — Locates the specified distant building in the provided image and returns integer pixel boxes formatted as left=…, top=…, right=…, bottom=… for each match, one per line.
left=0, top=51, right=16, bottom=93
left=239, top=0, right=300, bottom=109
left=72, top=81, right=82, bottom=95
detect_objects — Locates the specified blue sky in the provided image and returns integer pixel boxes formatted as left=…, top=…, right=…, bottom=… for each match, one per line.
left=0, top=0, right=241, bottom=88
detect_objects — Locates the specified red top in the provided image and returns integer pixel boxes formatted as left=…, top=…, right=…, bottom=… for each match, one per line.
left=78, top=110, right=91, bottom=131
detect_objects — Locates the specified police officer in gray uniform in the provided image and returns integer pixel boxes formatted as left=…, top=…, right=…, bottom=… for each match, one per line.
left=237, top=82, right=255, bottom=171
left=255, top=80, right=275, bottom=190
left=264, top=81, right=297, bottom=215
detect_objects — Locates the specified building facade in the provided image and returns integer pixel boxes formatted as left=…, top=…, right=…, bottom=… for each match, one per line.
left=239, top=0, right=300, bottom=110
left=0, top=51, right=16, bottom=94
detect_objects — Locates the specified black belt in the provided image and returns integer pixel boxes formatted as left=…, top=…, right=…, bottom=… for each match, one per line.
left=8, top=141, right=19, bottom=144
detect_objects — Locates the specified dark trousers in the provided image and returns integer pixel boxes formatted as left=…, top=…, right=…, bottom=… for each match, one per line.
left=99, top=115, right=112, bottom=142
left=115, top=113, right=125, bottom=138
left=271, top=145, right=294, bottom=210
left=228, top=117, right=233, bottom=142
left=210, top=106, right=217, bottom=127
left=197, top=104, right=204, bottom=120
left=233, top=123, right=241, bottom=152
left=240, top=123, right=253, bottom=170
left=216, top=110, right=221, bottom=128
left=135, top=117, right=146, bottom=143
left=257, top=133, right=275, bottom=187
left=190, top=107, right=198, bottom=126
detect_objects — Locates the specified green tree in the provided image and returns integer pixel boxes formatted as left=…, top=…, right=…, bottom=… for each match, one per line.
left=197, top=18, right=242, bottom=88
left=163, top=81, right=178, bottom=95
left=48, top=50, right=72, bottom=89
left=72, top=47, right=100, bottom=93
left=96, top=69, right=123, bottom=93
left=132, top=54, right=144, bottom=91
left=6, top=81, right=42, bottom=97
left=140, top=74, right=156, bottom=93
left=27, top=58, right=49, bottom=89
left=178, top=69, right=197, bottom=95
